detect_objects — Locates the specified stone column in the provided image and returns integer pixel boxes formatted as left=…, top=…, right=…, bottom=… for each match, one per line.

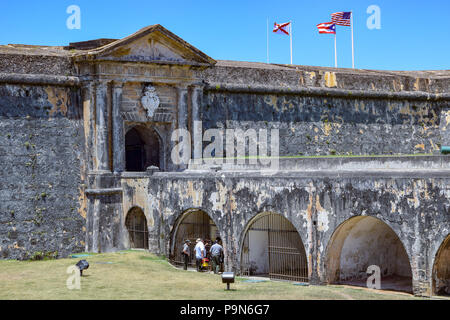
left=177, top=85, right=189, bottom=130
left=191, top=85, right=203, bottom=165
left=411, top=228, right=432, bottom=296
left=95, top=81, right=111, bottom=172
left=81, top=82, right=95, bottom=172
left=91, top=197, right=100, bottom=253
left=439, top=109, right=450, bottom=152
left=112, top=81, right=125, bottom=173
left=176, top=85, right=189, bottom=170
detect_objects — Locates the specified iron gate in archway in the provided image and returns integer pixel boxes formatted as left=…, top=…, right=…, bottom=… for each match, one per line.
left=241, top=212, right=308, bottom=282
left=125, top=207, right=149, bottom=249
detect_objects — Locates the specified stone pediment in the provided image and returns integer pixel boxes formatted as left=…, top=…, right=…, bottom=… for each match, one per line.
left=76, top=24, right=216, bottom=67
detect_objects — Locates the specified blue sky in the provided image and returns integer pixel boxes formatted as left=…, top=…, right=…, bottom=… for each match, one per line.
left=1, top=0, right=449, bottom=70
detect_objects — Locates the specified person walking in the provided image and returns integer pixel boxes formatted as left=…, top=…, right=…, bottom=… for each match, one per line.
left=215, top=237, right=224, bottom=272
left=194, top=238, right=205, bottom=272
left=210, top=240, right=224, bottom=274
left=182, top=239, right=191, bottom=270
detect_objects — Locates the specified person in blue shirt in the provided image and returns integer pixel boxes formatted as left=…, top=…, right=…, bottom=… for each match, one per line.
left=210, top=240, right=224, bottom=274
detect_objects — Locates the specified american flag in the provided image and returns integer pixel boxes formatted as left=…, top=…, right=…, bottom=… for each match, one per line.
left=316, top=22, right=336, bottom=34
left=331, top=12, right=351, bottom=26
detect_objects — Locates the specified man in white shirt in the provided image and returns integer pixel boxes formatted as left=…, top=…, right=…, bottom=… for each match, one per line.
left=194, top=238, right=205, bottom=272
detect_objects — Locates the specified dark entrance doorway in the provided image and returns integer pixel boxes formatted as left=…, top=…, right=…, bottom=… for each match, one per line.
left=125, top=128, right=145, bottom=171
left=170, top=210, right=219, bottom=268
left=125, top=126, right=160, bottom=171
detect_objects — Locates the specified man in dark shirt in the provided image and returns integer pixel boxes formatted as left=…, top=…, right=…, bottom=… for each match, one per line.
left=215, top=237, right=224, bottom=272
left=182, top=239, right=191, bottom=270
left=210, top=240, right=224, bottom=274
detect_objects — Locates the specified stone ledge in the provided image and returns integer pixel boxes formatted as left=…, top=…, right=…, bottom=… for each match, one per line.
left=85, top=188, right=123, bottom=195
left=189, top=155, right=450, bottom=172
left=151, top=169, right=450, bottom=179
left=205, top=82, right=450, bottom=101
left=120, top=172, right=152, bottom=179
left=0, top=73, right=80, bottom=87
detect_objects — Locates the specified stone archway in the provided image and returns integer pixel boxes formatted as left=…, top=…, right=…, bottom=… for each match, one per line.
left=169, top=209, right=220, bottom=268
left=432, top=234, right=450, bottom=296
left=240, top=212, right=308, bottom=282
left=325, top=216, right=412, bottom=293
left=125, top=125, right=161, bottom=171
left=125, top=207, right=149, bottom=249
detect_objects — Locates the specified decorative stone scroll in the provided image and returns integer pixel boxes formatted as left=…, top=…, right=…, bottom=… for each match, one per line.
left=141, top=85, right=160, bottom=118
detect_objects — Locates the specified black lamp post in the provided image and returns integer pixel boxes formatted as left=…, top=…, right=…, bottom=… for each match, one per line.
left=76, top=259, right=89, bottom=276
left=221, top=272, right=235, bottom=290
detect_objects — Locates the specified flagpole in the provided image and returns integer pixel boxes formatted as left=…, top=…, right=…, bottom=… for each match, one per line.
left=267, top=18, right=270, bottom=63
left=351, top=10, right=355, bottom=68
left=290, top=21, right=293, bottom=64
left=334, top=33, right=337, bottom=68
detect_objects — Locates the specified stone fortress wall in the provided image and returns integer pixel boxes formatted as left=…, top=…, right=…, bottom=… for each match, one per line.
left=0, top=25, right=449, bottom=296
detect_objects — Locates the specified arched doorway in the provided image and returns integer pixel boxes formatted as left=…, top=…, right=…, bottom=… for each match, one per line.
left=170, top=210, right=219, bottom=268
left=240, top=212, right=308, bottom=282
left=125, top=207, right=149, bottom=249
left=432, top=234, right=450, bottom=296
left=325, top=216, right=412, bottom=293
left=125, top=126, right=160, bottom=171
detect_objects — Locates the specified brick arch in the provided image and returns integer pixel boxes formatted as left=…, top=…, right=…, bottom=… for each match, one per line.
left=324, top=215, right=413, bottom=293
left=168, top=208, right=226, bottom=269
left=125, top=206, right=148, bottom=249
left=432, top=233, right=450, bottom=295
left=238, top=211, right=309, bottom=282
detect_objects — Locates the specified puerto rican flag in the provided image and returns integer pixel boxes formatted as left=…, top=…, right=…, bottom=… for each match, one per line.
left=273, top=22, right=291, bottom=36
left=316, top=22, right=336, bottom=34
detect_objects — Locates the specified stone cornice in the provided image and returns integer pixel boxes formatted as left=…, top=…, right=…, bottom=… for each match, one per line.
left=0, top=72, right=80, bottom=87
left=205, top=82, right=450, bottom=102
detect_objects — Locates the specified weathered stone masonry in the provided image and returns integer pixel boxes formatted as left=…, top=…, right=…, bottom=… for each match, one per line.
left=0, top=83, right=85, bottom=259
left=148, top=168, right=450, bottom=296
left=0, top=24, right=449, bottom=296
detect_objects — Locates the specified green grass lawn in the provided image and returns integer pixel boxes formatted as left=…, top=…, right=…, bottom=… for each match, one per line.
left=0, top=251, right=443, bottom=300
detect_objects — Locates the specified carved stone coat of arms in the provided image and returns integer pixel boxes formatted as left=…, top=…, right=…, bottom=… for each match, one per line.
left=141, top=85, right=160, bottom=118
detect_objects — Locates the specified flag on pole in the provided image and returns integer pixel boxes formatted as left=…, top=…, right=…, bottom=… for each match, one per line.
left=316, top=22, right=336, bottom=34
left=331, top=11, right=354, bottom=68
left=273, top=22, right=291, bottom=35
left=331, top=12, right=351, bottom=26
left=273, top=21, right=293, bottom=64
left=317, top=22, right=337, bottom=67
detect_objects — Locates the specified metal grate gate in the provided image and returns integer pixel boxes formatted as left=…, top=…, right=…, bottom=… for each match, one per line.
left=171, top=210, right=218, bottom=267
left=241, top=212, right=308, bottom=282
left=125, top=207, right=149, bottom=249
